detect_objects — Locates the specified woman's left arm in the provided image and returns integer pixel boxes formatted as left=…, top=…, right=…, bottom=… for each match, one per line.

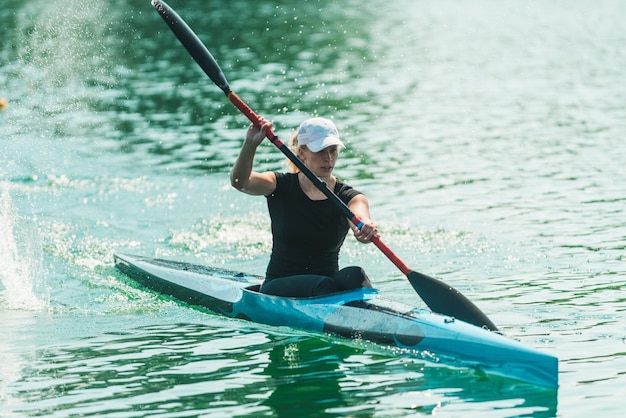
left=348, top=194, right=380, bottom=243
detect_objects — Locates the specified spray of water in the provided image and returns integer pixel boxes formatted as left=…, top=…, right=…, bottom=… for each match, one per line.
left=0, top=187, right=46, bottom=310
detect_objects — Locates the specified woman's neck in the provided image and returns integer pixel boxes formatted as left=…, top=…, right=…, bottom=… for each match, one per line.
left=298, top=171, right=335, bottom=199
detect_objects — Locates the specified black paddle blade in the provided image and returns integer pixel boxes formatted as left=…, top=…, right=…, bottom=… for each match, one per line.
left=152, top=0, right=231, bottom=94
left=407, top=270, right=499, bottom=331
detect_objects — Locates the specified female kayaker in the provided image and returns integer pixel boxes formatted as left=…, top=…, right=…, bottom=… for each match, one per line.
left=230, top=117, right=379, bottom=297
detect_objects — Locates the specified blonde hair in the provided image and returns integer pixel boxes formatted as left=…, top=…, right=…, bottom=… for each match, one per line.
left=287, top=131, right=301, bottom=173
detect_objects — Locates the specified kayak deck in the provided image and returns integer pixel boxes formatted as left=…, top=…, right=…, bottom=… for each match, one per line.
left=113, top=253, right=558, bottom=388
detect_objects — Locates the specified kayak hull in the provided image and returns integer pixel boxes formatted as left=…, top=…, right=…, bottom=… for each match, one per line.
left=114, top=253, right=558, bottom=388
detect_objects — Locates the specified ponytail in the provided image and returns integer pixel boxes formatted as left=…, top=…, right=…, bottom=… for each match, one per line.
left=287, top=131, right=301, bottom=173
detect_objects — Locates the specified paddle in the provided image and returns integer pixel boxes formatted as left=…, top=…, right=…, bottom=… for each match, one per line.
left=151, top=0, right=498, bottom=332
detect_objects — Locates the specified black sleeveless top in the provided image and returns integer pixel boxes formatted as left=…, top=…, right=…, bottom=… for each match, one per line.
left=264, top=172, right=362, bottom=280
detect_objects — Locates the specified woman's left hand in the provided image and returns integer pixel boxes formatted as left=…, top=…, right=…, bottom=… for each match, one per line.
left=354, top=220, right=379, bottom=243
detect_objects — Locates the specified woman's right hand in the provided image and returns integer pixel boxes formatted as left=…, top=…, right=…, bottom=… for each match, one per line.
left=245, top=118, right=273, bottom=147
left=231, top=117, right=277, bottom=194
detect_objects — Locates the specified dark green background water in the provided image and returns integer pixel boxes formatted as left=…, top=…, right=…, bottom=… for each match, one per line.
left=2, top=0, right=625, bottom=416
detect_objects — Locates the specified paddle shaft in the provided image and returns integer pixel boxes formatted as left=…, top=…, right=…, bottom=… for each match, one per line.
left=151, top=0, right=497, bottom=331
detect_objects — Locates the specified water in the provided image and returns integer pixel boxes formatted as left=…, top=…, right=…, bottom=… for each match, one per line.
left=1, top=0, right=624, bottom=415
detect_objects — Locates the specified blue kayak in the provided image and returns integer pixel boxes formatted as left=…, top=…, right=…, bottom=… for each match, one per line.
left=113, top=253, right=558, bottom=388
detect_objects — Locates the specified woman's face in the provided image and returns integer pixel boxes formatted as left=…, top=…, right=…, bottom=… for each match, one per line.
left=299, top=145, right=340, bottom=177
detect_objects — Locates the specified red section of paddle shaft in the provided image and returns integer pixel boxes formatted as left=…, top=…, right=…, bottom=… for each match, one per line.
left=347, top=214, right=411, bottom=275
left=371, top=237, right=411, bottom=275
left=228, top=92, right=285, bottom=147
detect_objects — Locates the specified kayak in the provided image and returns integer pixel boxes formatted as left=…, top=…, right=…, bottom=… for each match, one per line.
left=113, top=253, right=558, bottom=388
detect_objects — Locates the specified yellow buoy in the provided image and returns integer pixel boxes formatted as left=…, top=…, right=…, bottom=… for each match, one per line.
left=0, top=96, right=8, bottom=111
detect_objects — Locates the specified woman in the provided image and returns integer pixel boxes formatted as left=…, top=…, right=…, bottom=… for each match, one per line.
left=230, top=116, right=379, bottom=297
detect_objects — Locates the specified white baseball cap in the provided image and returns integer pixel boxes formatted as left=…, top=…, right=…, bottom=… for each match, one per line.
left=296, top=117, right=345, bottom=152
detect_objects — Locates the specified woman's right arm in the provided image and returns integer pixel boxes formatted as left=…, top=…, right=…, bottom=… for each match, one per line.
left=230, top=120, right=277, bottom=196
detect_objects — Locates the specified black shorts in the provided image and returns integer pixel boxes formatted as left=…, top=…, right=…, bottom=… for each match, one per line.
left=259, top=266, right=371, bottom=298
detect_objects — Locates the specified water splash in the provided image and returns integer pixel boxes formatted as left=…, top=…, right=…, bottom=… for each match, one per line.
left=0, top=186, right=46, bottom=310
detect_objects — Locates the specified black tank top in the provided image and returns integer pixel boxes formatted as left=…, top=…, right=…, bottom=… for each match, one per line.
left=264, top=172, right=362, bottom=280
